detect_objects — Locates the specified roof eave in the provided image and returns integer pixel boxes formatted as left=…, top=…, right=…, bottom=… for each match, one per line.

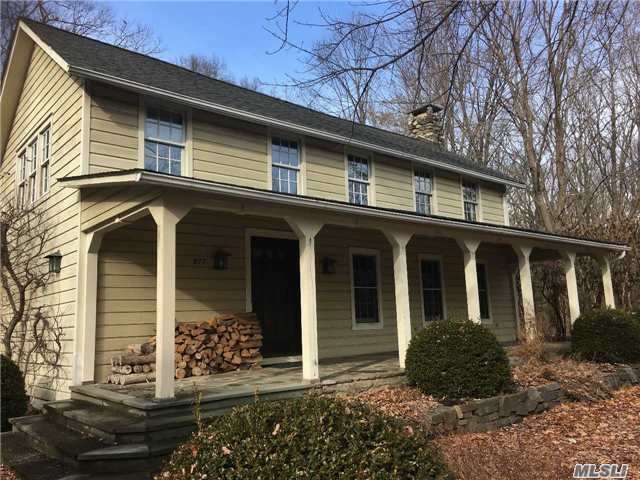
left=68, top=65, right=526, bottom=189
left=58, top=170, right=627, bottom=253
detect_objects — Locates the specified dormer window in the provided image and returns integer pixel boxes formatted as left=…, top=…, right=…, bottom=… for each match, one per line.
left=347, top=154, right=370, bottom=205
left=414, top=168, right=433, bottom=215
left=144, top=109, right=184, bottom=175
left=271, top=137, right=300, bottom=194
left=462, top=181, right=478, bottom=221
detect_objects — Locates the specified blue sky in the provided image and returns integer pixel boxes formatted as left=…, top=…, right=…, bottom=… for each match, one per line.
left=107, top=1, right=366, bottom=86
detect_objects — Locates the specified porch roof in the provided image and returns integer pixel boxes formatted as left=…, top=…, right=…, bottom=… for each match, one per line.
left=59, top=168, right=629, bottom=254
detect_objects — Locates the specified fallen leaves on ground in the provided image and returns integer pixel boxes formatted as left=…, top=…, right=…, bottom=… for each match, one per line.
left=513, top=358, right=619, bottom=402
left=342, top=386, right=440, bottom=424
left=0, top=465, right=18, bottom=480
left=436, top=385, right=640, bottom=480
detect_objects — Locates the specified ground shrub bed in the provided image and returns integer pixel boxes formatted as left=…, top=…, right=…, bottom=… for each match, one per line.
left=571, top=309, right=640, bottom=363
left=1, top=355, right=28, bottom=432
left=405, top=320, right=513, bottom=400
left=159, top=395, right=451, bottom=480
left=436, top=385, right=640, bottom=480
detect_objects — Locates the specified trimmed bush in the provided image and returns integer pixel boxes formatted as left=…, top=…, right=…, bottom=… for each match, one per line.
left=1, top=355, right=29, bottom=432
left=160, top=396, right=451, bottom=479
left=405, top=320, right=512, bottom=400
left=571, top=308, right=640, bottom=363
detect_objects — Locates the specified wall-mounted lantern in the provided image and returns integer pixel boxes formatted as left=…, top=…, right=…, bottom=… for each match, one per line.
left=213, top=249, right=231, bottom=270
left=321, top=257, right=336, bottom=274
left=45, top=251, right=63, bottom=274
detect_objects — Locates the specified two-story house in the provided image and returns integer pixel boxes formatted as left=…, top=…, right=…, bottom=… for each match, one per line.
left=1, top=19, right=629, bottom=402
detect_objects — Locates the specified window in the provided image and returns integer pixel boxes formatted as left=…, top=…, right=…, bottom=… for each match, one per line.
left=271, top=137, right=300, bottom=194
left=350, top=250, right=382, bottom=327
left=348, top=154, right=370, bottom=205
left=40, top=127, right=50, bottom=195
left=144, top=109, right=184, bottom=175
left=463, top=181, right=478, bottom=221
left=27, top=139, right=38, bottom=205
left=414, top=169, right=433, bottom=215
left=420, top=258, right=444, bottom=321
left=17, top=152, right=27, bottom=208
left=476, top=263, right=490, bottom=320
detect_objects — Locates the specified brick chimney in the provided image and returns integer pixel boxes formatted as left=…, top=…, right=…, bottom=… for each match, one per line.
left=408, top=103, right=444, bottom=145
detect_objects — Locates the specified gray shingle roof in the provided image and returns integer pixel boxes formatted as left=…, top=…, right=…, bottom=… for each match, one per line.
left=24, top=19, right=522, bottom=185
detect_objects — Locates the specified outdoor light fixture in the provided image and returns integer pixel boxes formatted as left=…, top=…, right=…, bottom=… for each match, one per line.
left=45, top=251, right=63, bottom=274
left=321, top=257, right=336, bottom=274
left=213, top=250, right=231, bottom=270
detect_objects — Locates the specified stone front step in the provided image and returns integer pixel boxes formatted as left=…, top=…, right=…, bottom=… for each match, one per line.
left=9, top=415, right=163, bottom=476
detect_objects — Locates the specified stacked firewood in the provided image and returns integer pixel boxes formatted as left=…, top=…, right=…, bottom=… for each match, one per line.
left=175, top=312, right=263, bottom=379
left=107, top=341, right=157, bottom=385
left=105, top=312, right=262, bottom=385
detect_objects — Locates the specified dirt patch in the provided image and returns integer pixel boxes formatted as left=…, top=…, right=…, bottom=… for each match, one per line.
left=436, top=385, right=640, bottom=480
left=341, top=385, right=441, bottom=424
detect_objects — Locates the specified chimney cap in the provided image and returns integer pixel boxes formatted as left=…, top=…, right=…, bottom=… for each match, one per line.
left=409, top=103, right=443, bottom=116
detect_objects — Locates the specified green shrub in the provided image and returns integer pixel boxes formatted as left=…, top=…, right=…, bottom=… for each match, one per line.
left=160, top=396, right=451, bottom=480
left=405, top=320, right=512, bottom=400
left=571, top=308, right=640, bottom=363
left=1, top=355, right=29, bottom=432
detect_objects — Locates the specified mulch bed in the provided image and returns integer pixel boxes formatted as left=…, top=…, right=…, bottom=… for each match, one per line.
left=436, top=385, right=640, bottom=480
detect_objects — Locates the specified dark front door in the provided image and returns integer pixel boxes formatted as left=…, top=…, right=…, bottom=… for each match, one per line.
left=251, top=236, right=301, bottom=357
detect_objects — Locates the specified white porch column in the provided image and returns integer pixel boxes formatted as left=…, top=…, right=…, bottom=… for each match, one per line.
left=73, top=231, right=103, bottom=385
left=286, top=217, right=323, bottom=382
left=514, top=245, right=536, bottom=340
left=150, top=202, right=190, bottom=399
left=561, top=252, right=580, bottom=325
left=597, top=256, right=616, bottom=308
left=383, top=230, right=413, bottom=369
left=456, top=239, right=481, bottom=323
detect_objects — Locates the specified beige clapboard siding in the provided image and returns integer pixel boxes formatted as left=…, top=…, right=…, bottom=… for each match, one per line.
left=80, top=185, right=162, bottom=231
left=192, top=111, right=268, bottom=188
left=89, top=83, right=139, bottom=173
left=374, top=155, right=413, bottom=210
left=305, top=139, right=346, bottom=201
left=435, top=171, right=463, bottom=218
left=0, top=45, right=84, bottom=400
left=481, top=183, right=506, bottom=224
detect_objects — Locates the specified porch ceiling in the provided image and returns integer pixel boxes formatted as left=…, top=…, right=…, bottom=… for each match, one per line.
left=59, top=168, right=629, bottom=256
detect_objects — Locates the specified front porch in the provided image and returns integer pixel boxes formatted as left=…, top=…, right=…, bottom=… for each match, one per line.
left=63, top=170, right=627, bottom=401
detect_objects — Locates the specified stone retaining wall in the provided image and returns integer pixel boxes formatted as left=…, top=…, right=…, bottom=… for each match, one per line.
left=427, top=365, right=639, bottom=434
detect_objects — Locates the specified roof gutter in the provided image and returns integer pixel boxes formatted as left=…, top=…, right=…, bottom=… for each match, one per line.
left=68, top=65, right=525, bottom=189
left=59, top=170, right=628, bottom=252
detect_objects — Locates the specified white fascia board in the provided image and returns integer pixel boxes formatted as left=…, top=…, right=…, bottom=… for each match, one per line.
left=17, top=21, right=70, bottom=73
left=59, top=170, right=628, bottom=253
left=67, top=65, right=525, bottom=189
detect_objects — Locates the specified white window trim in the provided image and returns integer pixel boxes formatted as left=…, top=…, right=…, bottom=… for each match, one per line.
left=417, top=254, right=447, bottom=324
left=461, top=178, right=482, bottom=222
left=244, top=228, right=298, bottom=312
left=503, top=192, right=511, bottom=226
left=15, top=121, right=52, bottom=207
left=345, top=149, right=375, bottom=206
left=412, top=165, right=438, bottom=215
left=267, top=129, right=306, bottom=195
left=476, top=259, right=493, bottom=323
left=138, top=97, right=192, bottom=176
left=349, top=247, right=384, bottom=330
left=40, top=125, right=51, bottom=196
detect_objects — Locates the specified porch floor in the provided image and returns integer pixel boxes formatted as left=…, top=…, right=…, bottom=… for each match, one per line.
left=72, top=353, right=403, bottom=411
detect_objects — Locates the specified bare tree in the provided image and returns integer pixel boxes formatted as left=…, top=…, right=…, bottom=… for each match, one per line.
left=1, top=0, right=161, bottom=74
left=1, top=202, right=64, bottom=387
left=177, top=53, right=229, bottom=79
